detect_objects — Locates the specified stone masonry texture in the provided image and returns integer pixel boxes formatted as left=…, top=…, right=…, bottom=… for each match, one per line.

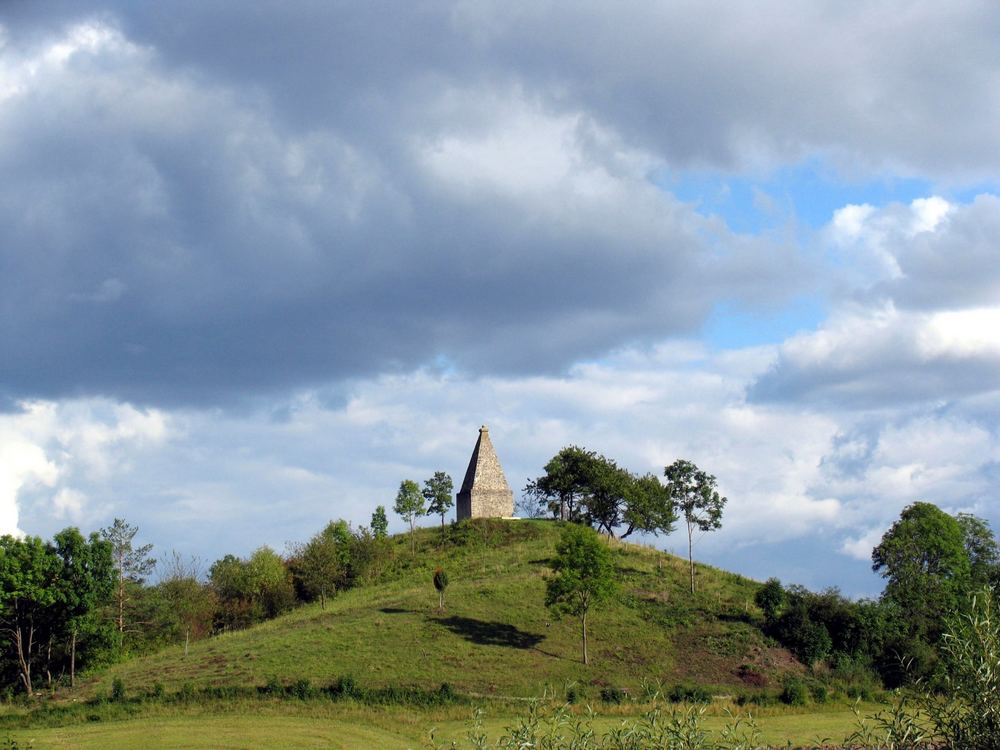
left=456, top=425, right=514, bottom=520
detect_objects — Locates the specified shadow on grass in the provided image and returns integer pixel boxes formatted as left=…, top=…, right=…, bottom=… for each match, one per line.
left=434, top=616, right=545, bottom=649
left=378, top=607, right=411, bottom=614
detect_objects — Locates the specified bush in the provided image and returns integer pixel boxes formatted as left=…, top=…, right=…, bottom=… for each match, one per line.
left=780, top=680, right=808, bottom=706
left=109, top=677, right=126, bottom=703
left=289, top=678, right=314, bottom=700
left=565, top=685, right=579, bottom=704
left=329, top=674, right=359, bottom=699
left=600, top=686, right=626, bottom=704
left=260, top=676, right=284, bottom=696
left=810, top=684, right=828, bottom=703
left=667, top=684, right=711, bottom=703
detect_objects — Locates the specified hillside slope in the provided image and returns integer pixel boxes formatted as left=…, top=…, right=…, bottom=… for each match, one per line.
left=87, top=520, right=801, bottom=698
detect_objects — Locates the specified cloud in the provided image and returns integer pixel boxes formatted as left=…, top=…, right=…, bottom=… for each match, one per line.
left=0, top=18, right=806, bottom=406
left=0, top=400, right=168, bottom=534
left=751, top=195, right=1000, bottom=408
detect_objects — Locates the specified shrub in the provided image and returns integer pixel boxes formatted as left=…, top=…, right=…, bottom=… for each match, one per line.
left=260, top=676, right=284, bottom=696
left=109, top=677, right=126, bottom=703
left=437, top=683, right=455, bottom=701
left=289, top=678, right=314, bottom=700
left=780, top=679, right=808, bottom=706
left=600, top=686, right=626, bottom=704
left=810, top=684, right=828, bottom=703
left=667, top=684, right=711, bottom=703
left=329, top=674, right=359, bottom=699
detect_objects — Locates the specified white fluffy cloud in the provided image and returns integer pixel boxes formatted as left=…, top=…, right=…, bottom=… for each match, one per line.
left=753, top=196, right=1000, bottom=407
left=0, top=401, right=169, bottom=536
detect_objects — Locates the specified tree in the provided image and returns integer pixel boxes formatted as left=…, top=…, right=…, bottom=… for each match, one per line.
left=957, top=513, right=1000, bottom=590
left=154, top=552, right=216, bottom=657
left=371, top=505, right=389, bottom=540
left=524, top=446, right=596, bottom=521
left=0, top=535, right=61, bottom=695
left=621, top=472, right=677, bottom=539
left=394, top=479, right=425, bottom=552
left=579, top=455, right=632, bottom=536
left=663, top=459, right=727, bottom=594
left=433, top=567, right=449, bottom=612
left=209, top=547, right=294, bottom=631
left=872, top=502, right=971, bottom=647
left=755, top=578, right=786, bottom=623
left=527, top=448, right=676, bottom=539
left=52, top=528, right=114, bottom=686
left=291, top=521, right=352, bottom=608
left=545, top=524, right=617, bottom=665
left=423, top=472, right=454, bottom=530
left=100, top=518, right=155, bottom=639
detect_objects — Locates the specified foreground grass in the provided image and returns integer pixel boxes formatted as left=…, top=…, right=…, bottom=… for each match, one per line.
left=7, top=701, right=880, bottom=750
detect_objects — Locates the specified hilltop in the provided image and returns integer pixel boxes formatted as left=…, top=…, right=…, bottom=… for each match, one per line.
left=81, top=520, right=800, bottom=700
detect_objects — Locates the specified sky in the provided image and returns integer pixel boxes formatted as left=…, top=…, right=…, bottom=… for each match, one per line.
left=2, top=1, right=999, bottom=597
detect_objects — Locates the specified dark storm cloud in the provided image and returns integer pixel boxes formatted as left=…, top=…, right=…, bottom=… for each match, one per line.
left=3, top=1, right=999, bottom=406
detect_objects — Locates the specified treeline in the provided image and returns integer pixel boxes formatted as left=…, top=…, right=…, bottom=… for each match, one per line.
left=755, top=501, right=1000, bottom=688
left=0, top=510, right=400, bottom=696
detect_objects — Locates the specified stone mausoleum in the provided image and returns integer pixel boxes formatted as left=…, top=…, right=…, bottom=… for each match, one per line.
left=456, top=425, right=514, bottom=520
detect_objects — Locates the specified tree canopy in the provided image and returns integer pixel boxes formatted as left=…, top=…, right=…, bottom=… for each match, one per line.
left=525, top=447, right=676, bottom=539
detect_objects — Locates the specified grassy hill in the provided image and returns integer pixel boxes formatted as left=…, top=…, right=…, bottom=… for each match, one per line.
left=83, top=520, right=801, bottom=701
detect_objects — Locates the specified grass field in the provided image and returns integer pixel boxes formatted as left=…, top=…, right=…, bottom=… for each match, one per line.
left=14, top=520, right=872, bottom=748
left=7, top=701, right=880, bottom=749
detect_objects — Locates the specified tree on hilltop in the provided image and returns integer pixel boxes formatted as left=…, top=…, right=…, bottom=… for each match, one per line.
left=394, top=479, right=424, bottom=552
left=423, top=471, right=454, bottom=530
left=663, top=459, right=726, bottom=595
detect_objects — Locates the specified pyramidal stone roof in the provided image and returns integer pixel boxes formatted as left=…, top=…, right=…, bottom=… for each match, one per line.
left=456, top=425, right=514, bottom=520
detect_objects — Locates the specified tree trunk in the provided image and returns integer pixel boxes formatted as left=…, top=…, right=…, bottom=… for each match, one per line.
left=46, top=635, right=53, bottom=689
left=13, top=625, right=34, bottom=696
left=184, top=627, right=190, bottom=658
left=70, top=629, right=77, bottom=688
left=582, top=610, right=589, bottom=666
left=688, top=521, right=696, bottom=595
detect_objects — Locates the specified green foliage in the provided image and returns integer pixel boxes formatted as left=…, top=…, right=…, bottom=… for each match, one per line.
left=423, top=472, right=455, bottom=528
left=779, top=679, right=808, bottom=706
left=209, top=547, right=295, bottom=631
left=545, top=524, right=617, bottom=665
left=525, top=447, right=676, bottom=539
left=100, top=518, right=156, bottom=640
left=958, top=513, right=1000, bottom=590
left=872, top=502, right=971, bottom=649
left=921, top=586, right=1000, bottom=750
left=666, top=683, right=712, bottom=703
left=289, top=520, right=353, bottom=608
left=433, top=567, right=449, bottom=610
left=109, top=677, right=126, bottom=703
left=371, top=505, right=389, bottom=540
left=663, top=459, right=726, bottom=594
left=394, top=480, right=425, bottom=550
left=754, top=578, right=785, bottom=622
